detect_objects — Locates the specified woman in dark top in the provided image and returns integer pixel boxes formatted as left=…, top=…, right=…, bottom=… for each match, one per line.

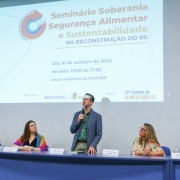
left=13, top=120, right=46, bottom=151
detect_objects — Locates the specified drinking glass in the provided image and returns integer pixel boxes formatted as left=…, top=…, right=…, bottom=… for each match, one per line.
left=174, top=148, right=180, bottom=153
left=131, top=148, right=136, bottom=156
left=47, top=145, right=51, bottom=151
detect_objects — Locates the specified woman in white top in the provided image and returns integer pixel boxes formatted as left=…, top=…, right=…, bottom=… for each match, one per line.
left=132, top=123, right=164, bottom=156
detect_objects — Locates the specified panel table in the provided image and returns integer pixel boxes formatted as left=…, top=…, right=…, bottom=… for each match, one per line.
left=0, top=152, right=169, bottom=180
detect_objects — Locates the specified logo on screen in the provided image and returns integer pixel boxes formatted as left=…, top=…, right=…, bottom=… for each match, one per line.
left=71, top=92, right=78, bottom=99
left=19, top=10, right=46, bottom=40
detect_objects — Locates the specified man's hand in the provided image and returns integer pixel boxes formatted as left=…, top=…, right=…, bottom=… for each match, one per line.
left=87, top=146, right=96, bottom=155
left=78, top=114, right=85, bottom=123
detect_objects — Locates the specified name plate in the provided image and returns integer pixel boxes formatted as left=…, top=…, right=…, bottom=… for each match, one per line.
left=50, top=148, right=64, bottom=154
left=171, top=153, right=180, bottom=159
left=103, top=149, right=119, bottom=156
left=3, top=147, right=18, bottom=152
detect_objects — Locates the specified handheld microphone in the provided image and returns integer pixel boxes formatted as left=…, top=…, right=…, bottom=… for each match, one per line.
left=81, top=107, right=85, bottom=114
left=79, top=107, right=85, bottom=121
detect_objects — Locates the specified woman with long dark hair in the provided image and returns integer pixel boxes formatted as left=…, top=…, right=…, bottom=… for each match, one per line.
left=13, top=120, right=46, bottom=151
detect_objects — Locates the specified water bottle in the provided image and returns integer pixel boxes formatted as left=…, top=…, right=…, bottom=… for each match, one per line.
left=0, top=143, right=4, bottom=151
left=47, top=145, right=51, bottom=151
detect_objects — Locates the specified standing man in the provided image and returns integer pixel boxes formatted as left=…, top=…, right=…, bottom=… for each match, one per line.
left=70, top=93, right=102, bottom=154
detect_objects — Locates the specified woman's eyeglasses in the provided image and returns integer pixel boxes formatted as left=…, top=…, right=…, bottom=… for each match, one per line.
left=139, top=127, right=146, bottom=131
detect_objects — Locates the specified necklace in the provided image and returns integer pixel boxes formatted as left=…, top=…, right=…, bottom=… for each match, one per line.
left=29, top=137, right=35, bottom=141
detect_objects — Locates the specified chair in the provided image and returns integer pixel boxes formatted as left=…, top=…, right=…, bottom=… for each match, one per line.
left=161, top=146, right=171, bottom=156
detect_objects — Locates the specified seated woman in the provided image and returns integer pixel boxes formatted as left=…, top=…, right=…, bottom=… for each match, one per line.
left=13, top=120, right=46, bottom=151
left=131, top=123, right=164, bottom=156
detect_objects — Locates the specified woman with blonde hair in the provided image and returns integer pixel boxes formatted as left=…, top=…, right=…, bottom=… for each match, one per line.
left=131, top=123, right=164, bottom=156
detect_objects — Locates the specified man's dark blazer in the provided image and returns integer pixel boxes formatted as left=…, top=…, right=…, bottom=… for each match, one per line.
left=70, top=109, right=102, bottom=151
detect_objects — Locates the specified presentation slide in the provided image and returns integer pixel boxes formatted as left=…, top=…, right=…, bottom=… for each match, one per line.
left=0, top=0, right=163, bottom=103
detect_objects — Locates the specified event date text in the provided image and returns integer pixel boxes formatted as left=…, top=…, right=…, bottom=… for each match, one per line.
left=52, top=68, right=102, bottom=73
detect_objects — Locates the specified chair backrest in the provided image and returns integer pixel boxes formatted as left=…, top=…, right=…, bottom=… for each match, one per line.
left=161, top=146, right=171, bottom=156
